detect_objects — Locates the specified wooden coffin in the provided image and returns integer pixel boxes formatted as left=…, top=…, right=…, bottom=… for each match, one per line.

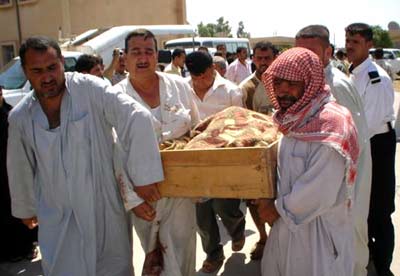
left=158, top=141, right=277, bottom=199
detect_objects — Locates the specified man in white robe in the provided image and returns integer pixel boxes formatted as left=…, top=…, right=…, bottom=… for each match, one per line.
left=258, top=47, right=359, bottom=276
left=295, top=25, right=372, bottom=276
left=113, top=29, right=200, bottom=276
left=7, top=36, right=164, bottom=276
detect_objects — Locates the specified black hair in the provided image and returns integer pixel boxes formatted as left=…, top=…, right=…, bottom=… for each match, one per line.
left=345, top=23, right=373, bottom=41
left=216, top=44, right=226, bottom=50
left=336, top=49, right=345, bottom=59
left=124, top=29, right=158, bottom=52
left=185, top=51, right=213, bottom=75
left=172, top=48, right=185, bottom=59
left=75, top=54, right=101, bottom=73
left=236, top=46, right=247, bottom=54
left=295, top=25, right=330, bottom=47
left=253, top=41, right=278, bottom=56
left=374, top=48, right=384, bottom=59
left=19, top=36, right=62, bottom=68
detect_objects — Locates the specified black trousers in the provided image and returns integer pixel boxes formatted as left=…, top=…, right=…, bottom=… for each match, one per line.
left=196, top=199, right=245, bottom=261
left=368, top=128, right=396, bottom=275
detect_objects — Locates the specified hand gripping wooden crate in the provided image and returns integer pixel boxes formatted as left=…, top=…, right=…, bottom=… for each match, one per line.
left=158, top=141, right=278, bottom=199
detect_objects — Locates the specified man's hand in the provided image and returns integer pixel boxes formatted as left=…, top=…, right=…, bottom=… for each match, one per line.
left=131, top=202, right=156, bottom=221
left=134, top=183, right=161, bottom=203
left=255, top=199, right=280, bottom=226
left=22, top=216, right=38, bottom=229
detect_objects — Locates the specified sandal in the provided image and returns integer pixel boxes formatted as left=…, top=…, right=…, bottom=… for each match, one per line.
left=250, top=241, right=266, bottom=260
left=200, top=258, right=224, bottom=274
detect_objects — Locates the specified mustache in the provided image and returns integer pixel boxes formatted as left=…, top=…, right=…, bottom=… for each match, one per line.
left=277, top=95, right=298, bottom=103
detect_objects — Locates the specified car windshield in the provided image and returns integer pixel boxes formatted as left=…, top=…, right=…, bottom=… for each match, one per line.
left=393, top=50, right=400, bottom=58
left=0, top=59, right=27, bottom=90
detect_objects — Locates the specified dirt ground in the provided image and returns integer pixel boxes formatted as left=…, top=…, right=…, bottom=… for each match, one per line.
left=394, top=79, right=400, bottom=92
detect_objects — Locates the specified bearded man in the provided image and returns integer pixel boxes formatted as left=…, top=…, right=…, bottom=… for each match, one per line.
left=258, top=47, right=359, bottom=276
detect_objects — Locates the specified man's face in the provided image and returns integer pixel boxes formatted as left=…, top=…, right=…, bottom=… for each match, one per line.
left=345, top=33, right=372, bottom=66
left=253, top=48, right=275, bottom=75
left=116, top=55, right=126, bottom=74
left=175, top=54, right=186, bottom=68
left=295, top=37, right=331, bottom=67
left=273, top=77, right=305, bottom=111
left=89, top=64, right=104, bottom=78
left=217, top=45, right=227, bottom=55
left=125, top=36, right=157, bottom=77
left=214, top=63, right=226, bottom=77
left=23, top=47, right=65, bottom=99
left=238, top=49, right=248, bottom=62
left=190, top=66, right=215, bottom=91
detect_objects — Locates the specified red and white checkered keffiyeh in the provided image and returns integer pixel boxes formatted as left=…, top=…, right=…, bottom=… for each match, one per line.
left=262, top=47, right=359, bottom=192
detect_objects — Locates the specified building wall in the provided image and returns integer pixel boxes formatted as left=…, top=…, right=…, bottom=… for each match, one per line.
left=0, top=0, right=186, bottom=67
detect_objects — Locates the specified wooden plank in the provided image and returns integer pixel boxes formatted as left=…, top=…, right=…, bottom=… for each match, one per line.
left=158, top=141, right=277, bottom=199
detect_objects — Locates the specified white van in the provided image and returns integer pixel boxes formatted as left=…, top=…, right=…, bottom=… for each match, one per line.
left=164, top=37, right=251, bottom=54
left=0, top=51, right=82, bottom=106
left=369, top=48, right=400, bottom=74
left=67, top=25, right=196, bottom=67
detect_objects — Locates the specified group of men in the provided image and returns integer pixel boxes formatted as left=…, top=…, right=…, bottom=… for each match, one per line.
left=2, top=21, right=397, bottom=276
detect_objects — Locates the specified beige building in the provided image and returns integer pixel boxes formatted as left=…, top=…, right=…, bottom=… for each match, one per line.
left=0, top=0, right=187, bottom=67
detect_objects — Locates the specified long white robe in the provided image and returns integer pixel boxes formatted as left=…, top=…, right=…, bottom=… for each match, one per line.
left=113, top=72, right=199, bottom=276
left=261, top=138, right=354, bottom=276
left=325, top=64, right=372, bottom=276
left=7, top=72, right=164, bottom=276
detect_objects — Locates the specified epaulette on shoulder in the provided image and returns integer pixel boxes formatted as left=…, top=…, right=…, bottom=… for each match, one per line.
left=368, top=71, right=381, bottom=84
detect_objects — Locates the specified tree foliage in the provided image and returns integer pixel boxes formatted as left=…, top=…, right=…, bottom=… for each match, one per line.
left=197, top=17, right=232, bottom=37
left=371, top=25, right=394, bottom=48
left=237, top=21, right=250, bottom=38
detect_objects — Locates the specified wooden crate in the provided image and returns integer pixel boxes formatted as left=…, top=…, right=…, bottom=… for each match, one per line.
left=158, top=141, right=277, bottom=199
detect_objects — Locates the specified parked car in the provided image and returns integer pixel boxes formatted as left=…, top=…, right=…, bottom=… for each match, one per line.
left=370, top=48, right=400, bottom=75
left=0, top=51, right=82, bottom=106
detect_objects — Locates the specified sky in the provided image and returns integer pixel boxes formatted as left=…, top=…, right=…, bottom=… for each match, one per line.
left=186, top=0, right=400, bottom=47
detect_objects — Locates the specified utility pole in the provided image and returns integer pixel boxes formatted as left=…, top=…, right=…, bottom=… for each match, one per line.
left=15, top=0, right=22, bottom=47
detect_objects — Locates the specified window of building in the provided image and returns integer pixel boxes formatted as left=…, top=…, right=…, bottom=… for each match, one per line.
left=1, top=43, right=16, bottom=67
left=18, top=0, right=37, bottom=4
left=0, top=0, right=12, bottom=8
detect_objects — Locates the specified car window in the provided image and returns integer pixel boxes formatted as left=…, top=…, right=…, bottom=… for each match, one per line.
left=64, top=57, right=78, bottom=72
left=0, top=59, right=26, bottom=89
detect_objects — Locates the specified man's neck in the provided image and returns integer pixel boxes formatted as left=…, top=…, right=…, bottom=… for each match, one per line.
left=172, top=61, right=180, bottom=69
left=351, top=55, right=369, bottom=69
left=130, top=73, right=160, bottom=108
left=193, top=80, right=214, bottom=101
left=239, top=59, right=246, bottom=65
left=38, top=89, right=65, bottom=129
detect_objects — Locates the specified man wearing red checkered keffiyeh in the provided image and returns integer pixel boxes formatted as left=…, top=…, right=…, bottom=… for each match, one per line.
left=257, top=47, right=359, bottom=276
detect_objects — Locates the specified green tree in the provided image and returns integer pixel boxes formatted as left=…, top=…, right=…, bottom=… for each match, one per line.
left=237, top=21, right=250, bottom=38
left=371, top=25, right=393, bottom=48
left=197, top=17, right=232, bottom=37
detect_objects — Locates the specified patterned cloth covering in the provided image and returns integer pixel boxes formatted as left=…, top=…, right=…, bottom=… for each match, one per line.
left=185, top=106, right=279, bottom=149
left=262, top=47, right=359, bottom=189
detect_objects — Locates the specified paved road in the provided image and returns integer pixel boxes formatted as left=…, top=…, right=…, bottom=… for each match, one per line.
left=2, top=93, right=400, bottom=276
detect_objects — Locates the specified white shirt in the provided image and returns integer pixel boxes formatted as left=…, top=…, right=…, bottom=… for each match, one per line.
left=114, top=72, right=200, bottom=210
left=325, top=64, right=372, bottom=275
left=7, top=72, right=164, bottom=275
left=349, top=57, right=395, bottom=137
left=262, top=138, right=353, bottom=276
left=187, top=72, right=243, bottom=120
left=225, top=58, right=252, bottom=85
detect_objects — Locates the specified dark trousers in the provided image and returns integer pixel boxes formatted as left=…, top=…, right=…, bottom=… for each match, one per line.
left=196, top=199, right=245, bottom=261
left=368, top=128, right=396, bottom=275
